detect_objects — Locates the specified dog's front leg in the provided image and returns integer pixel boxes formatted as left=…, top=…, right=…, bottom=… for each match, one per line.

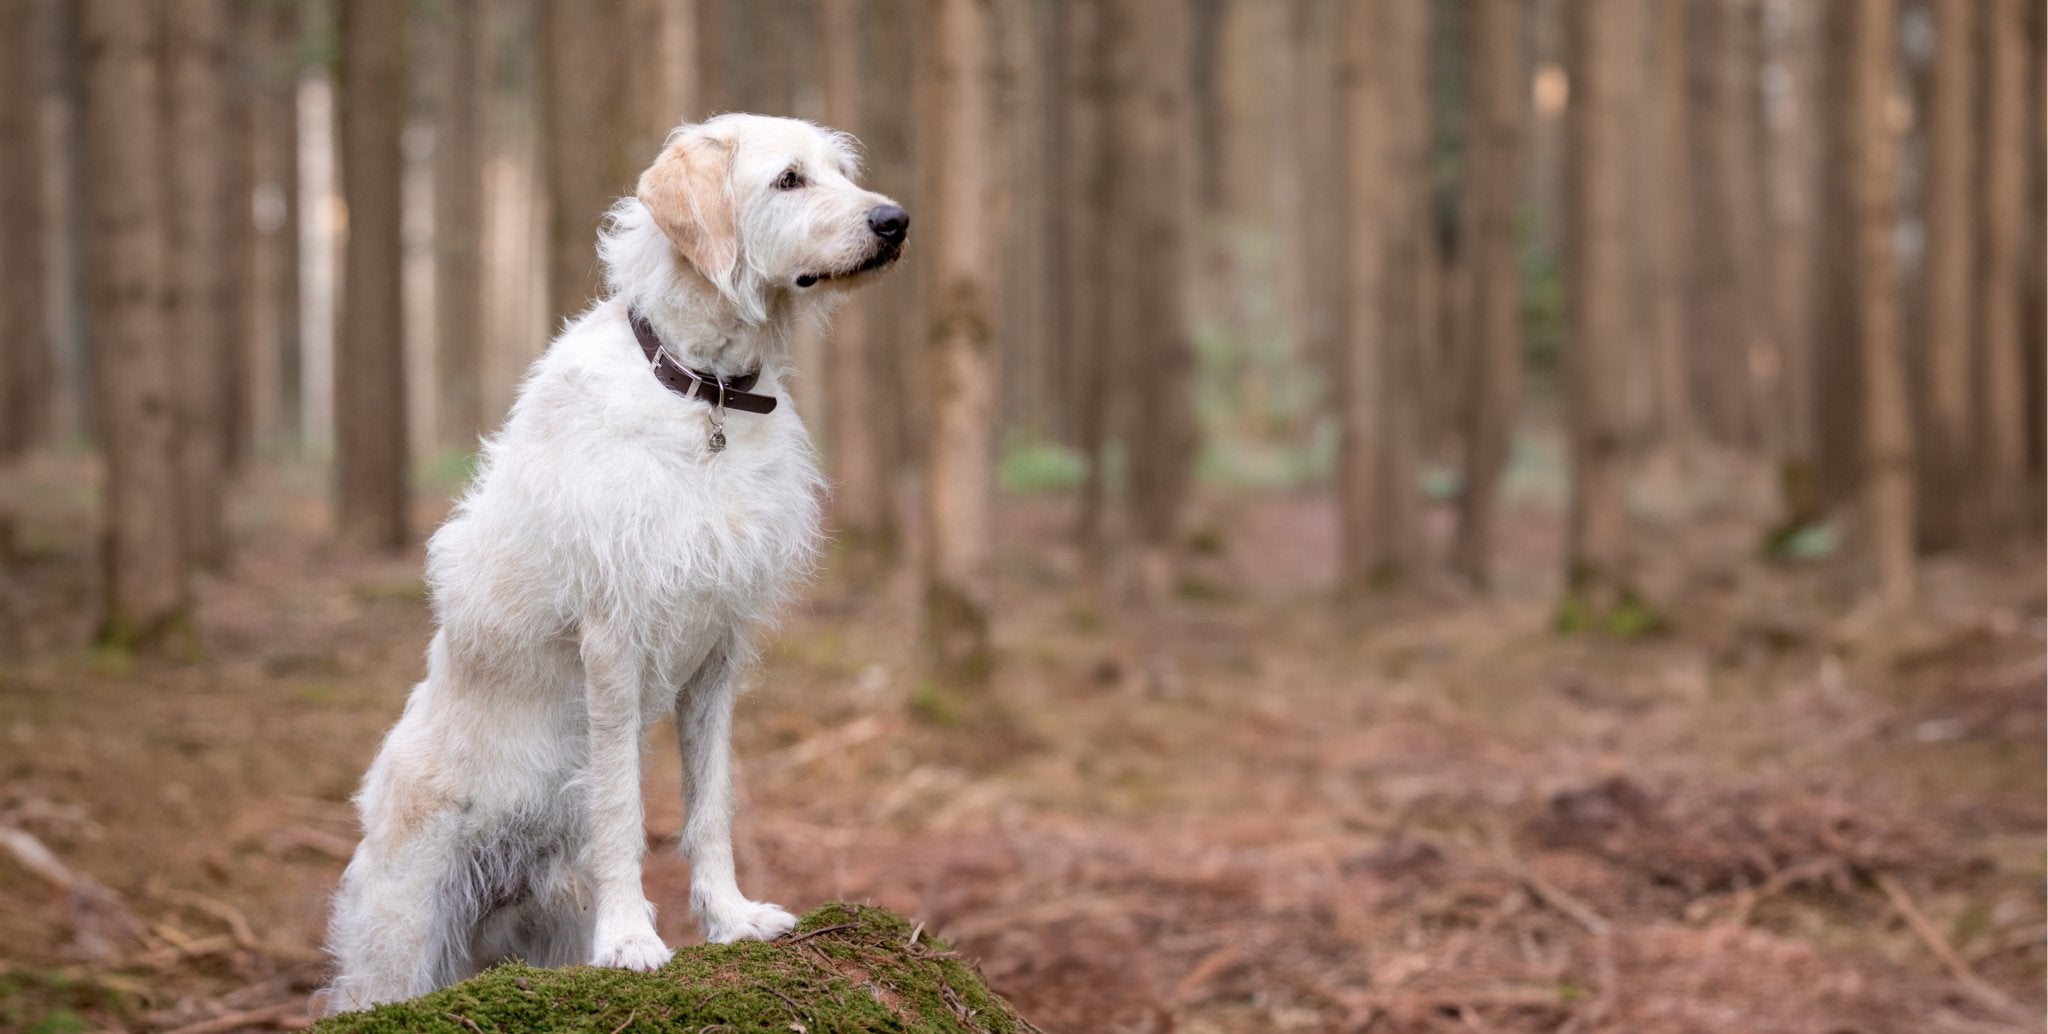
left=677, top=637, right=798, bottom=942
left=579, top=619, right=674, bottom=971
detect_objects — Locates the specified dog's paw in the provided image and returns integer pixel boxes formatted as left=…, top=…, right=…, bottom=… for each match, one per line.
left=702, top=899, right=798, bottom=944
left=590, top=930, right=674, bottom=972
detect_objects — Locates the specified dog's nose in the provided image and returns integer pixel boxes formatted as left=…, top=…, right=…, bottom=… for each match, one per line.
left=867, top=205, right=909, bottom=244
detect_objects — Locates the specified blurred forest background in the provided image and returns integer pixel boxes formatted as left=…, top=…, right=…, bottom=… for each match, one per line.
left=2, top=1, right=2045, bottom=1032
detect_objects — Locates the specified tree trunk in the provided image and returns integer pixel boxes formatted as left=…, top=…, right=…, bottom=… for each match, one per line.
left=2025, top=0, right=2047, bottom=484
left=919, top=0, right=997, bottom=687
left=1122, top=0, right=1198, bottom=601
left=1, top=0, right=53, bottom=458
left=541, top=0, right=632, bottom=327
left=629, top=0, right=696, bottom=157
left=1683, top=0, right=1760, bottom=449
left=80, top=0, right=190, bottom=644
left=166, top=0, right=235, bottom=568
left=1764, top=0, right=1821, bottom=527
left=1918, top=0, right=1974, bottom=549
left=1848, top=0, right=1913, bottom=605
left=1064, top=0, right=1114, bottom=580
left=1453, top=0, right=1523, bottom=586
left=336, top=0, right=410, bottom=550
left=1644, top=1, right=1693, bottom=468
left=1972, top=0, right=2029, bottom=538
left=1563, top=0, right=1639, bottom=613
left=822, top=0, right=897, bottom=575
left=1812, top=2, right=1864, bottom=511
left=434, top=0, right=485, bottom=451
left=1334, top=0, right=1424, bottom=596
left=243, top=0, right=301, bottom=454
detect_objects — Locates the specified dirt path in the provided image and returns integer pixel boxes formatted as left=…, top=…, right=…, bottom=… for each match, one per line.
left=2, top=460, right=2041, bottom=1032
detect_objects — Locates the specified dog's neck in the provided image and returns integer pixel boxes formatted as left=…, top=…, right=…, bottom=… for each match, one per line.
left=624, top=270, right=801, bottom=382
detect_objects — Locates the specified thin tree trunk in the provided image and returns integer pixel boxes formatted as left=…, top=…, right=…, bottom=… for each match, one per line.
left=1765, top=0, right=1821, bottom=527
left=80, top=0, right=189, bottom=644
left=822, top=0, right=896, bottom=575
left=1065, top=0, right=1114, bottom=582
left=1453, top=0, right=1523, bottom=586
left=1812, top=2, right=1864, bottom=510
left=166, top=0, right=235, bottom=568
left=1972, top=0, right=2028, bottom=538
left=1918, top=0, right=1974, bottom=549
left=629, top=0, right=696, bottom=157
left=1335, top=0, right=1391, bottom=596
left=434, top=0, right=485, bottom=451
left=1, top=0, right=53, bottom=458
left=919, top=0, right=997, bottom=686
left=1563, top=0, right=1639, bottom=614
left=1849, top=0, right=1913, bottom=605
left=1122, top=0, right=1197, bottom=601
left=1684, top=0, right=1760, bottom=449
left=1645, top=1, right=1694, bottom=468
left=2024, top=0, right=2047, bottom=484
left=245, top=0, right=300, bottom=453
left=541, top=0, right=631, bottom=327
left=336, top=0, right=410, bottom=550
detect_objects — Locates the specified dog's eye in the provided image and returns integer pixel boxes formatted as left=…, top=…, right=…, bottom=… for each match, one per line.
left=773, top=168, right=805, bottom=191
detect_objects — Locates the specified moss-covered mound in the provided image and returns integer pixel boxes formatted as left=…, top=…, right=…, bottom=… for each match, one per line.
left=316, top=903, right=1040, bottom=1033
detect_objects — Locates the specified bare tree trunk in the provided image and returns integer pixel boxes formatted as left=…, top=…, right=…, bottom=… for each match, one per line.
left=1972, top=0, right=2029, bottom=538
left=1, top=0, right=53, bottom=458
left=336, top=0, right=410, bottom=550
left=2025, top=0, right=2047, bottom=485
left=1453, top=0, right=1522, bottom=586
left=1563, top=0, right=1639, bottom=614
left=1849, top=0, right=1913, bottom=605
left=1765, top=0, right=1821, bottom=527
left=1122, top=0, right=1198, bottom=601
left=80, top=0, right=189, bottom=644
left=243, top=0, right=301, bottom=454
left=166, top=0, right=235, bottom=568
left=1918, top=0, right=1974, bottom=550
left=1065, top=0, right=1115, bottom=582
left=919, top=0, right=997, bottom=687
left=434, top=0, right=485, bottom=451
left=1645, top=1, right=1694, bottom=468
left=822, top=0, right=896, bottom=575
left=1684, top=0, right=1760, bottom=449
left=629, top=0, right=696, bottom=156
left=541, top=0, right=631, bottom=327
left=1812, top=2, right=1864, bottom=511
left=1334, top=0, right=1424, bottom=595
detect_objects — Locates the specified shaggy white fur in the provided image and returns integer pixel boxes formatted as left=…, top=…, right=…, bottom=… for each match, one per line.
left=319, top=114, right=906, bottom=1014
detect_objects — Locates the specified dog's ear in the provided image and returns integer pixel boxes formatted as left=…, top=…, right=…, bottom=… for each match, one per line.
left=636, top=128, right=740, bottom=286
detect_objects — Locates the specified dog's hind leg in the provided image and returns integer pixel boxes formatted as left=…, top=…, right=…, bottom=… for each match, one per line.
left=578, top=618, right=674, bottom=971
left=675, top=634, right=797, bottom=943
left=319, top=828, right=476, bottom=1015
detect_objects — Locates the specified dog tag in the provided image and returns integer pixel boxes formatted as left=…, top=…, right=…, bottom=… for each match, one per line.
left=709, top=427, right=727, bottom=452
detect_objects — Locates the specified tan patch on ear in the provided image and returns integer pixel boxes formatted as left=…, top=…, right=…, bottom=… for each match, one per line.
left=636, top=132, right=738, bottom=283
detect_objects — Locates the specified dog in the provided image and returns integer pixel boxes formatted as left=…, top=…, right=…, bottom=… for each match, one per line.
left=319, top=114, right=907, bottom=1014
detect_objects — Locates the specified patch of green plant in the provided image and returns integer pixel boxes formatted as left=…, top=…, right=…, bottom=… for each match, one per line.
left=417, top=447, right=482, bottom=494
left=1763, top=521, right=1839, bottom=562
left=909, top=678, right=965, bottom=727
left=1555, top=591, right=1668, bottom=638
left=997, top=435, right=1088, bottom=495
left=315, top=903, right=1037, bottom=1034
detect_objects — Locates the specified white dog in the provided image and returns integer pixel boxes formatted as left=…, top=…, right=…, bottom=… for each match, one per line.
left=319, top=114, right=907, bottom=1014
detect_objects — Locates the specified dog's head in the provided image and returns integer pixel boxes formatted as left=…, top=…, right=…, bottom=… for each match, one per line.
left=634, top=114, right=907, bottom=323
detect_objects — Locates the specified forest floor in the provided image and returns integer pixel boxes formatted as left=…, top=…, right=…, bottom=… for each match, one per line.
left=1, top=450, right=2043, bottom=1033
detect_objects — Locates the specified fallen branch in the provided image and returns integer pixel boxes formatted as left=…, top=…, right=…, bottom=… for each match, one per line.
left=1874, top=872, right=2031, bottom=1026
left=162, top=1002, right=307, bottom=1034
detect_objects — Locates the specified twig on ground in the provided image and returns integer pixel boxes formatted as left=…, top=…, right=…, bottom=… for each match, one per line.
left=753, top=716, right=890, bottom=775
left=607, top=1006, right=639, bottom=1034
left=164, top=889, right=262, bottom=952
left=1874, top=872, right=2031, bottom=1025
left=1169, top=943, right=1246, bottom=1008
left=780, top=923, right=855, bottom=945
left=161, top=1002, right=305, bottom=1034
left=1505, top=862, right=1610, bottom=936
left=444, top=1010, right=487, bottom=1034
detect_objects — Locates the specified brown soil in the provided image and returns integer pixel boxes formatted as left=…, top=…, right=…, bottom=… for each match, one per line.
left=2, top=453, right=2042, bottom=1033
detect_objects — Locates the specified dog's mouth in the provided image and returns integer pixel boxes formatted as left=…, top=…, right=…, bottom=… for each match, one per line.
left=794, top=242, right=903, bottom=289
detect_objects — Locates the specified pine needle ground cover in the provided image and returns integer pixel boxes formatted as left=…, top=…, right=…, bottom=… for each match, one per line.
left=315, top=904, right=1039, bottom=1034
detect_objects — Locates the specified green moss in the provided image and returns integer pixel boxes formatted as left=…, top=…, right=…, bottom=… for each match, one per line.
left=315, top=904, right=1038, bottom=1034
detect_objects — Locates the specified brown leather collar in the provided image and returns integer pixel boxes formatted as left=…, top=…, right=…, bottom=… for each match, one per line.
left=628, top=309, right=778, bottom=415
